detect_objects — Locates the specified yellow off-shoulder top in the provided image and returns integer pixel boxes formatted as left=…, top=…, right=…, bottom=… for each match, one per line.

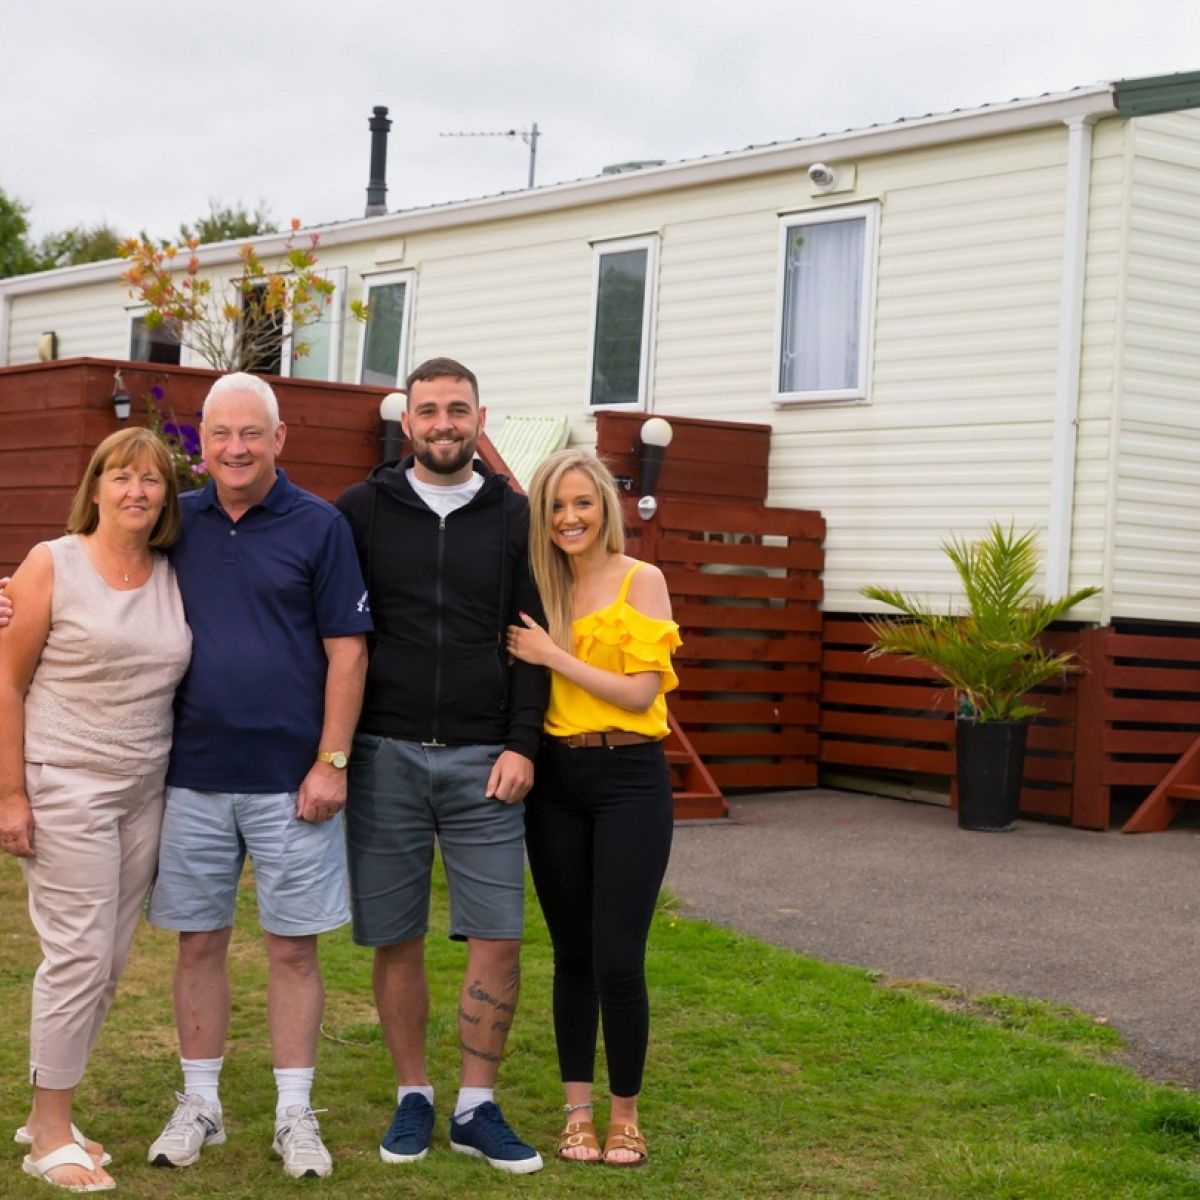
left=544, top=561, right=682, bottom=739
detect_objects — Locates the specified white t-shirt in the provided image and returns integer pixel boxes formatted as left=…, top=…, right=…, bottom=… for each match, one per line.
left=407, top=468, right=484, bottom=518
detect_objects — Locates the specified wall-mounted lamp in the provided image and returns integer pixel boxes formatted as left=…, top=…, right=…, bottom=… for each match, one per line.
left=111, top=369, right=133, bottom=422
left=37, top=332, right=58, bottom=362
left=379, top=391, right=406, bottom=462
left=636, top=416, right=673, bottom=520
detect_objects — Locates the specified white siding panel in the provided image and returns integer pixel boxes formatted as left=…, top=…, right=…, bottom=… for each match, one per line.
left=7, top=277, right=134, bottom=364
left=1112, top=111, right=1200, bottom=620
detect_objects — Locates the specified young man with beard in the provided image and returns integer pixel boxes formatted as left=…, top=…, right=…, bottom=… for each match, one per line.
left=335, top=357, right=548, bottom=1175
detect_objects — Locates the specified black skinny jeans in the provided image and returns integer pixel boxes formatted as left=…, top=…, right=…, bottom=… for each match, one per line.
left=524, top=738, right=674, bottom=1098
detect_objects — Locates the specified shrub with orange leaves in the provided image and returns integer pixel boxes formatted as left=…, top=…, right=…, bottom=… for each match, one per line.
left=118, top=223, right=367, bottom=374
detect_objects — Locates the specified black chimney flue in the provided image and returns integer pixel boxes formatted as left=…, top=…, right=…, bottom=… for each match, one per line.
left=366, top=106, right=392, bottom=217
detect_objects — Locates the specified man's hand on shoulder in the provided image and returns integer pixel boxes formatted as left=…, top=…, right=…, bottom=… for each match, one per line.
left=296, top=760, right=348, bottom=823
left=485, top=749, right=533, bottom=805
left=0, top=577, right=11, bottom=628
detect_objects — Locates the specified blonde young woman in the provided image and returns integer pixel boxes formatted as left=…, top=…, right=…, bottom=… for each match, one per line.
left=0, top=427, right=191, bottom=1192
left=506, top=448, right=679, bottom=1168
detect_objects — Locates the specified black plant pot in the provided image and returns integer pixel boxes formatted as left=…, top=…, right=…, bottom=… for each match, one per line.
left=955, top=718, right=1027, bottom=832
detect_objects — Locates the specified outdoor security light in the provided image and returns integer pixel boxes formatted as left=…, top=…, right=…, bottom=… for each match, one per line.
left=636, top=416, right=674, bottom=520
left=111, top=369, right=132, bottom=421
left=379, top=391, right=406, bottom=462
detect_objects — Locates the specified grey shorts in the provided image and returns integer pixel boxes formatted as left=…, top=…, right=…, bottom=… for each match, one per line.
left=146, top=788, right=350, bottom=937
left=345, top=735, right=526, bottom=946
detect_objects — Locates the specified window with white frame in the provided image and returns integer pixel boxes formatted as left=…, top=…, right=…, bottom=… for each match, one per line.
left=235, top=266, right=347, bottom=380
left=357, top=270, right=414, bottom=388
left=128, top=307, right=182, bottom=365
left=284, top=266, right=347, bottom=381
left=587, top=234, right=658, bottom=409
left=775, top=204, right=879, bottom=404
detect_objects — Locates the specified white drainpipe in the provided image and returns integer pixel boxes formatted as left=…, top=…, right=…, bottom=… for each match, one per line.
left=1045, top=114, right=1097, bottom=598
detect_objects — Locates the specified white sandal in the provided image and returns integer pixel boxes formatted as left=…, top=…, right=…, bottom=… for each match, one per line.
left=22, top=1141, right=115, bottom=1192
left=15, top=1124, right=112, bottom=1168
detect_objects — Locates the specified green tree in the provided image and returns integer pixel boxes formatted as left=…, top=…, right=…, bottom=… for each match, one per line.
left=34, top=222, right=124, bottom=270
left=0, top=186, right=38, bottom=278
left=178, top=201, right=278, bottom=245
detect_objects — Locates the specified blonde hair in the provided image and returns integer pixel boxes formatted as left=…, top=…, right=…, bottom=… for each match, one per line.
left=66, top=427, right=182, bottom=549
left=527, top=448, right=625, bottom=650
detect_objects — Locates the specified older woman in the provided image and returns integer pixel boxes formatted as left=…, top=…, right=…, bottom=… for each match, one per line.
left=0, top=427, right=191, bottom=1192
left=506, top=449, right=679, bottom=1168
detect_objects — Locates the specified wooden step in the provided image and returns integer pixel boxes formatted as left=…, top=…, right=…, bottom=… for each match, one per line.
left=1124, top=732, right=1200, bottom=832
left=664, top=711, right=727, bottom=821
left=672, top=792, right=728, bottom=820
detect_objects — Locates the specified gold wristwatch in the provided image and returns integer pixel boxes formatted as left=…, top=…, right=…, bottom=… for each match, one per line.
left=318, top=750, right=348, bottom=769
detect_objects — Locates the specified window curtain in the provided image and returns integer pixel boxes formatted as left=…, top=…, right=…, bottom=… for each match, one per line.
left=780, top=217, right=864, bottom=393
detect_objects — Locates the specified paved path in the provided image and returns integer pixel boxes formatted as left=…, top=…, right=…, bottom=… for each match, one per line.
left=665, top=790, right=1200, bottom=1088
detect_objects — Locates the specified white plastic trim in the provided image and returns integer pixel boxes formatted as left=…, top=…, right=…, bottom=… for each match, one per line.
left=1045, top=115, right=1097, bottom=600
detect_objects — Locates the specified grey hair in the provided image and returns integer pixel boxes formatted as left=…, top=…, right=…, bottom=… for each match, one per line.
left=202, top=372, right=281, bottom=428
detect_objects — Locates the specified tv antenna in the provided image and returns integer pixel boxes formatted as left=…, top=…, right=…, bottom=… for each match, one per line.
left=439, top=122, right=541, bottom=189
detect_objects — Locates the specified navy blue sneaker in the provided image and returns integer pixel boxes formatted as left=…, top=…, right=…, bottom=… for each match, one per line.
left=380, top=1093, right=435, bottom=1164
left=449, top=1101, right=543, bottom=1174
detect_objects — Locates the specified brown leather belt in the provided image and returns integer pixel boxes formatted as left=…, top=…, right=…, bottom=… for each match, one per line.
left=552, top=731, right=658, bottom=750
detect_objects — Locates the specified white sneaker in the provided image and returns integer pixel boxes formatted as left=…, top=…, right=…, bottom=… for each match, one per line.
left=148, top=1092, right=226, bottom=1167
left=273, top=1106, right=333, bottom=1179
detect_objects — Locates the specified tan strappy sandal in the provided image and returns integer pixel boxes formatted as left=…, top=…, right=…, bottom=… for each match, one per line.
left=603, top=1123, right=648, bottom=1167
left=556, top=1120, right=601, bottom=1163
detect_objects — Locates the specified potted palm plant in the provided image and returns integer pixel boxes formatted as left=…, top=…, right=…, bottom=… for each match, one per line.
left=861, top=524, right=1099, bottom=831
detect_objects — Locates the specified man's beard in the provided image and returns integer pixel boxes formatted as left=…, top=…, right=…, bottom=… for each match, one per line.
left=412, top=436, right=477, bottom=477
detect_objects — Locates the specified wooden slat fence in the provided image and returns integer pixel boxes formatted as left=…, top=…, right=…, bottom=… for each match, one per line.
left=820, top=615, right=1081, bottom=821
left=0, top=358, right=392, bottom=573
left=628, top=497, right=825, bottom=792
left=1073, top=623, right=1200, bottom=830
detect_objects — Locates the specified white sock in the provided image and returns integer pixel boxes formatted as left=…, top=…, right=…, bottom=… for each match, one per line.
left=454, top=1087, right=493, bottom=1122
left=398, top=1085, right=434, bottom=1106
left=274, top=1066, right=315, bottom=1117
left=180, top=1057, right=223, bottom=1110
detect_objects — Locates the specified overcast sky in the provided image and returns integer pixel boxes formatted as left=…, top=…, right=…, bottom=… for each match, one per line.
left=4, top=0, right=1198, bottom=243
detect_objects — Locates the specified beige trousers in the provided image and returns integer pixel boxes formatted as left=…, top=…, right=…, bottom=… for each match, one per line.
left=22, top=761, right=165, bottom=1090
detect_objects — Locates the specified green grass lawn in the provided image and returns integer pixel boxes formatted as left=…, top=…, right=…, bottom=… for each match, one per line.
left=2, top=853, right=1199, bottom=1199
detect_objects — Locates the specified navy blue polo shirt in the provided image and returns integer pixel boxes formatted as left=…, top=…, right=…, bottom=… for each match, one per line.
left=168, top=469, right=372, bottom=793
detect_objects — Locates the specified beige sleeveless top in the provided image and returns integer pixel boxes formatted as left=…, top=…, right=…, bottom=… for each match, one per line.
left=24, top=535, right=192, bottom=773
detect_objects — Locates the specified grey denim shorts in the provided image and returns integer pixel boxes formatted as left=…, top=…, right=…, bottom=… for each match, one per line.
left=344, top=735, right=526, bottom=946
left=147, top=787, right=350, bottom=936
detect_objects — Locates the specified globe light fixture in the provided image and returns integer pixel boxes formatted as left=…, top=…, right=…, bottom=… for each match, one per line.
left=379, top=391, right=406, bottom=461
left=636, top=416, right=673, bottom=520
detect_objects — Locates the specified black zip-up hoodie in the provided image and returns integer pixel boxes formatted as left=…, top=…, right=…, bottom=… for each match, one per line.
left=336, top=457, right=548, bottom=760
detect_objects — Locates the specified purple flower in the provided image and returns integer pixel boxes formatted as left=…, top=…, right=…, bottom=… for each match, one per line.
left=164, top=421, right=201, bottom=456
left=151, top=385, right=165, bottom=401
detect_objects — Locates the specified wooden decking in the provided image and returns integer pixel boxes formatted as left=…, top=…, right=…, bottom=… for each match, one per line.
left=597, top=412, right=825, bottom=811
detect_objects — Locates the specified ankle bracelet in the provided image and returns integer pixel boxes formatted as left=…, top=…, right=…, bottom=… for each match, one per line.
left=563, top=1101, right=593, bottom=1114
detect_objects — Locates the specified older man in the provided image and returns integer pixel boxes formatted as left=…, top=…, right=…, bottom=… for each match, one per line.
left=336, top=357, right=548, bottom=1174
left=140, top=372, right=370, bottom=1179
left=0, top=373, right=369, bottom=1177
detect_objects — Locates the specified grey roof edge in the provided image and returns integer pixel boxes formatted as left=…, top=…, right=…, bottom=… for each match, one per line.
left=1115, top=70, right=1200, bottom=118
